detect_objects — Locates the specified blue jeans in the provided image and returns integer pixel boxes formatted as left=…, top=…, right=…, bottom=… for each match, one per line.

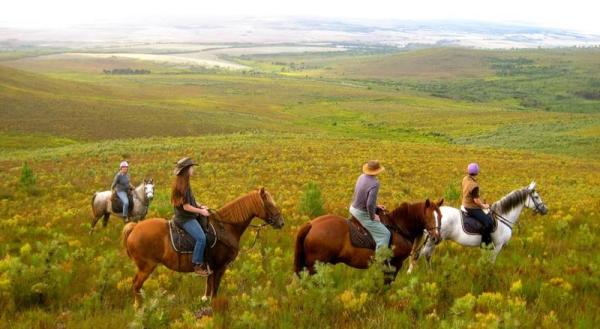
left=350, top=206, right=391, bottom=250
left=181, top=219, right=207, bottom=265
left=116, top=191, right=129, bottom=218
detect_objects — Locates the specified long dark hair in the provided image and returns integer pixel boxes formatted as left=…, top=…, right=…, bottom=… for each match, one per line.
left=171, top=167, right=191, bottom=206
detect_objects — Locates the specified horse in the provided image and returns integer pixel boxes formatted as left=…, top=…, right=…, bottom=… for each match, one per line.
left=122, top=187, right=284, bottom=307
left=407, top=181, right=548, bottom=273
left=294, top=199, right=443, bottom=283
left=90, top=179, right=155, bottom=232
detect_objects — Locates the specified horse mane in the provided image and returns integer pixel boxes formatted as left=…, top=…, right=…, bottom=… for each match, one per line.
left=214, top=190, right=262, bottom=224
left=387, top=202, right=426, bottom=237
left=491, top=188, right=528, bottom=214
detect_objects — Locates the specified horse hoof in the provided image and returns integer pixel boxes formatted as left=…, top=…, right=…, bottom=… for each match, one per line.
left=195, top=306, right=213, bottom=319
left=201, top=295, right=209, bottom=302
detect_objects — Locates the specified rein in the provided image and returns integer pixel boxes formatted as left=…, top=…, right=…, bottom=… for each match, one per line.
left=491, top=210, right=515, bottom=231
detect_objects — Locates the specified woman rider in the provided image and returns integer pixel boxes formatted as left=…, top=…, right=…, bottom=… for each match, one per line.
left=111, top=161, right=135, bottom=221
left=462, top=162, right=493, bottom=248
left=349, top=160, right=391, bottom=250
left=172, top=157, right=212, bottom=276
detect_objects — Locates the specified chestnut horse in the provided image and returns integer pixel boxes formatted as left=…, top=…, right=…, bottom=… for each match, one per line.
left=294, top=199, right=443, bottom=283
left=122, top=187, right=284, bottom=306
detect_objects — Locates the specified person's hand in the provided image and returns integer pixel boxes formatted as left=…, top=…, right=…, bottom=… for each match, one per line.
left=377, top=204, right=386, bottom=210
left=200, top=205, right=208, bottom=210
left=482, top=203, right=490, bottom=209
left=199, top=208, right=210, bottom=217
left=374, top=214, right=381, bottom=222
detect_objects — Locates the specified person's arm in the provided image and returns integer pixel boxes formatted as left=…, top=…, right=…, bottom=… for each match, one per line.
left=110, top=174, right=118, bottom=190
left=366, top=184, right=380, bottom=220
left=471, top=187, right=489, bottom=209
left=183, top=203, right=210, bottom=216
left=182, top=188, right=210, bottom=216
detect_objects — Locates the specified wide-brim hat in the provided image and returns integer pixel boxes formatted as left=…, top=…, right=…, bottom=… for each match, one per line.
left=174, top=157, right=198, bottom=175
left=362, top=160, right=385, bottom=176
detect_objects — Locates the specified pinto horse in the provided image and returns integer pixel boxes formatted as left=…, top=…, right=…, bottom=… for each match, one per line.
left=294, top=199, right=443, bottom=283
left=122, top=187, right=284, bottom=307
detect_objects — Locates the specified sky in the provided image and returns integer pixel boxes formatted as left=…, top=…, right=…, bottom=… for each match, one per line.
left=1, top=0, right=599, bottom=34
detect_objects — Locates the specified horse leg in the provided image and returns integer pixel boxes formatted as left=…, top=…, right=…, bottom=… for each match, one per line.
left=407, top=235, right=423, bottom=274
left=132, top=262, right=157, bottom=308
left=420, top=236, right=437, bottom=271
left=385, top=258, right=404, bottom=285
left=210, top=267, right=227, bottom=298
left=202, top=274, right=214, bottom=302
left=490, top=243, right=504, bottom=263
left=90, top=215, right=102, bottom=234
left=101, top=213, right=110, bottom=227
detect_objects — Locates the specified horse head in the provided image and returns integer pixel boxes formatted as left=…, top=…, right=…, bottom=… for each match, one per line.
left=257, top=187, right=284, bottom=229
left=423, top=198, right=443, bottom=241
left=143, top=179, right=154, bottom=201
left=525, top=181, right=548, bottom=215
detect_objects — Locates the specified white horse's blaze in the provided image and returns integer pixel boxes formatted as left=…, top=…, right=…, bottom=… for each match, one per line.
left=413, top=182, right=548, bottom=269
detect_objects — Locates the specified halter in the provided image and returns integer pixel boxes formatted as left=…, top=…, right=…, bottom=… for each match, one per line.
left=529, top=190, right=546, bottom=214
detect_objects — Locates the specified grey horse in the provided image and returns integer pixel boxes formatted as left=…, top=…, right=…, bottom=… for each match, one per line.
left=90, top=179, right=154, bottom=233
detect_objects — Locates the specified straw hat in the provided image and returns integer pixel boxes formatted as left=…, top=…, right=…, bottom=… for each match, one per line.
left=362, top=160, right=385, bottom=176
left=173, top=157, right=198, bottom=175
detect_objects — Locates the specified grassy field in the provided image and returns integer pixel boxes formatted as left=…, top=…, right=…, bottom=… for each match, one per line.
left=0, top=46, right=599, bottom=328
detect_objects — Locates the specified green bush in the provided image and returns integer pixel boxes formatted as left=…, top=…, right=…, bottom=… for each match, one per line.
left=298, top=182, right=325, bottom=217
left=19, top=162, right=36, bottom=192
left=444, top=183, right=460, bottom=202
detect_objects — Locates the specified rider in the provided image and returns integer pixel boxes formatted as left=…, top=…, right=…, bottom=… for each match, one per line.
left=172, top=157, right=212, bottom=277
left=462, top=162, right=493, bottom=248
left=111, top=161, right=135, bottom=221
left=349, top=160, right=390, bottom=250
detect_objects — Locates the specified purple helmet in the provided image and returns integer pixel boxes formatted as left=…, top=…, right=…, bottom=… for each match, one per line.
left=468, top=163, right=479, bottom=175
left=120, top=161, right=129, bottom=168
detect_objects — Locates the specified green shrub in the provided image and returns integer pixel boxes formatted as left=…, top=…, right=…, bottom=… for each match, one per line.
left=19, top=162, right=36, bottom=192
left=298, top=182, right=325, bottom=217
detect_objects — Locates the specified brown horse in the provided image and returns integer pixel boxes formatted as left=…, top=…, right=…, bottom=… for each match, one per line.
left=122, top=187, right=284, bottom=307
left=294, top=199, right=443, bottom=283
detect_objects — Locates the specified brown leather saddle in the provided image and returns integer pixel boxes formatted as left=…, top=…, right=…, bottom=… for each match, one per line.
left=168, top=217, right=217, bottom=254
left=460, top=210, right=497, bottom=235
left=111, top=191, right=134, bottom=214
left=347, top=217, right=376, bottom=250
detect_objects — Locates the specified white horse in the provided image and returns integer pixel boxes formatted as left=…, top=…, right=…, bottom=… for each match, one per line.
left=90, top=179, right=155, bottom=233
left=407, top=181, right=548, bottom=272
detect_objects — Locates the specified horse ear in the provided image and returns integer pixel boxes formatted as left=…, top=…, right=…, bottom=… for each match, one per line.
left=528, top=181, right=537, bottom=191
left=425, top=198, right=431, bottom=208
left=437, top=198, right=444, bottom=206
left=259, top=186, right=266, bottom=196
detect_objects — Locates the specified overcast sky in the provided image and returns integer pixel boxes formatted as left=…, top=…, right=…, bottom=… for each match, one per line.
left=1, top=0, right=599, bottom=34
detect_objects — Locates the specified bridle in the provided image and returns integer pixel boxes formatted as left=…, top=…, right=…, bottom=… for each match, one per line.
left=245, top=199, right=282, bottom=250
left=529, top=190, right=546, bottom=214
left=491, top=189, right=546, bottom=231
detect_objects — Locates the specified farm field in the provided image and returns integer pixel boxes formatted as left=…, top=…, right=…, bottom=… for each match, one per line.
left=0, top=45, right=599, bottom=328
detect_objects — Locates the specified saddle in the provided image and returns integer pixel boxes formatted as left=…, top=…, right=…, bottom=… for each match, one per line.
left=347, top=217, right=376, bottom=250
left=111, top=190, right=134, bottom=214
left=168, top=217, right=217, bottom=254
left=460, top=207, right=497, bottom=235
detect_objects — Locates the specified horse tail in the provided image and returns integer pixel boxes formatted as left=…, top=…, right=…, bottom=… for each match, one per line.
left=122, top=222, right=137, bottom=258
left=91, top=193, right=98, bottom=216
left=294, top=222, right=312, bottom=275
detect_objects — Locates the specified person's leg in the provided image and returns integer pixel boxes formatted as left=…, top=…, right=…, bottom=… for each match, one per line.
left=181, top=219, right=207, bottom=265
left=117, top=191, right=129, bottom=218
left=362, top=220, right=391, bottom=250
left=351, top=207, right=391, bottom=249
left=468, top=208, right=492, bottom=245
